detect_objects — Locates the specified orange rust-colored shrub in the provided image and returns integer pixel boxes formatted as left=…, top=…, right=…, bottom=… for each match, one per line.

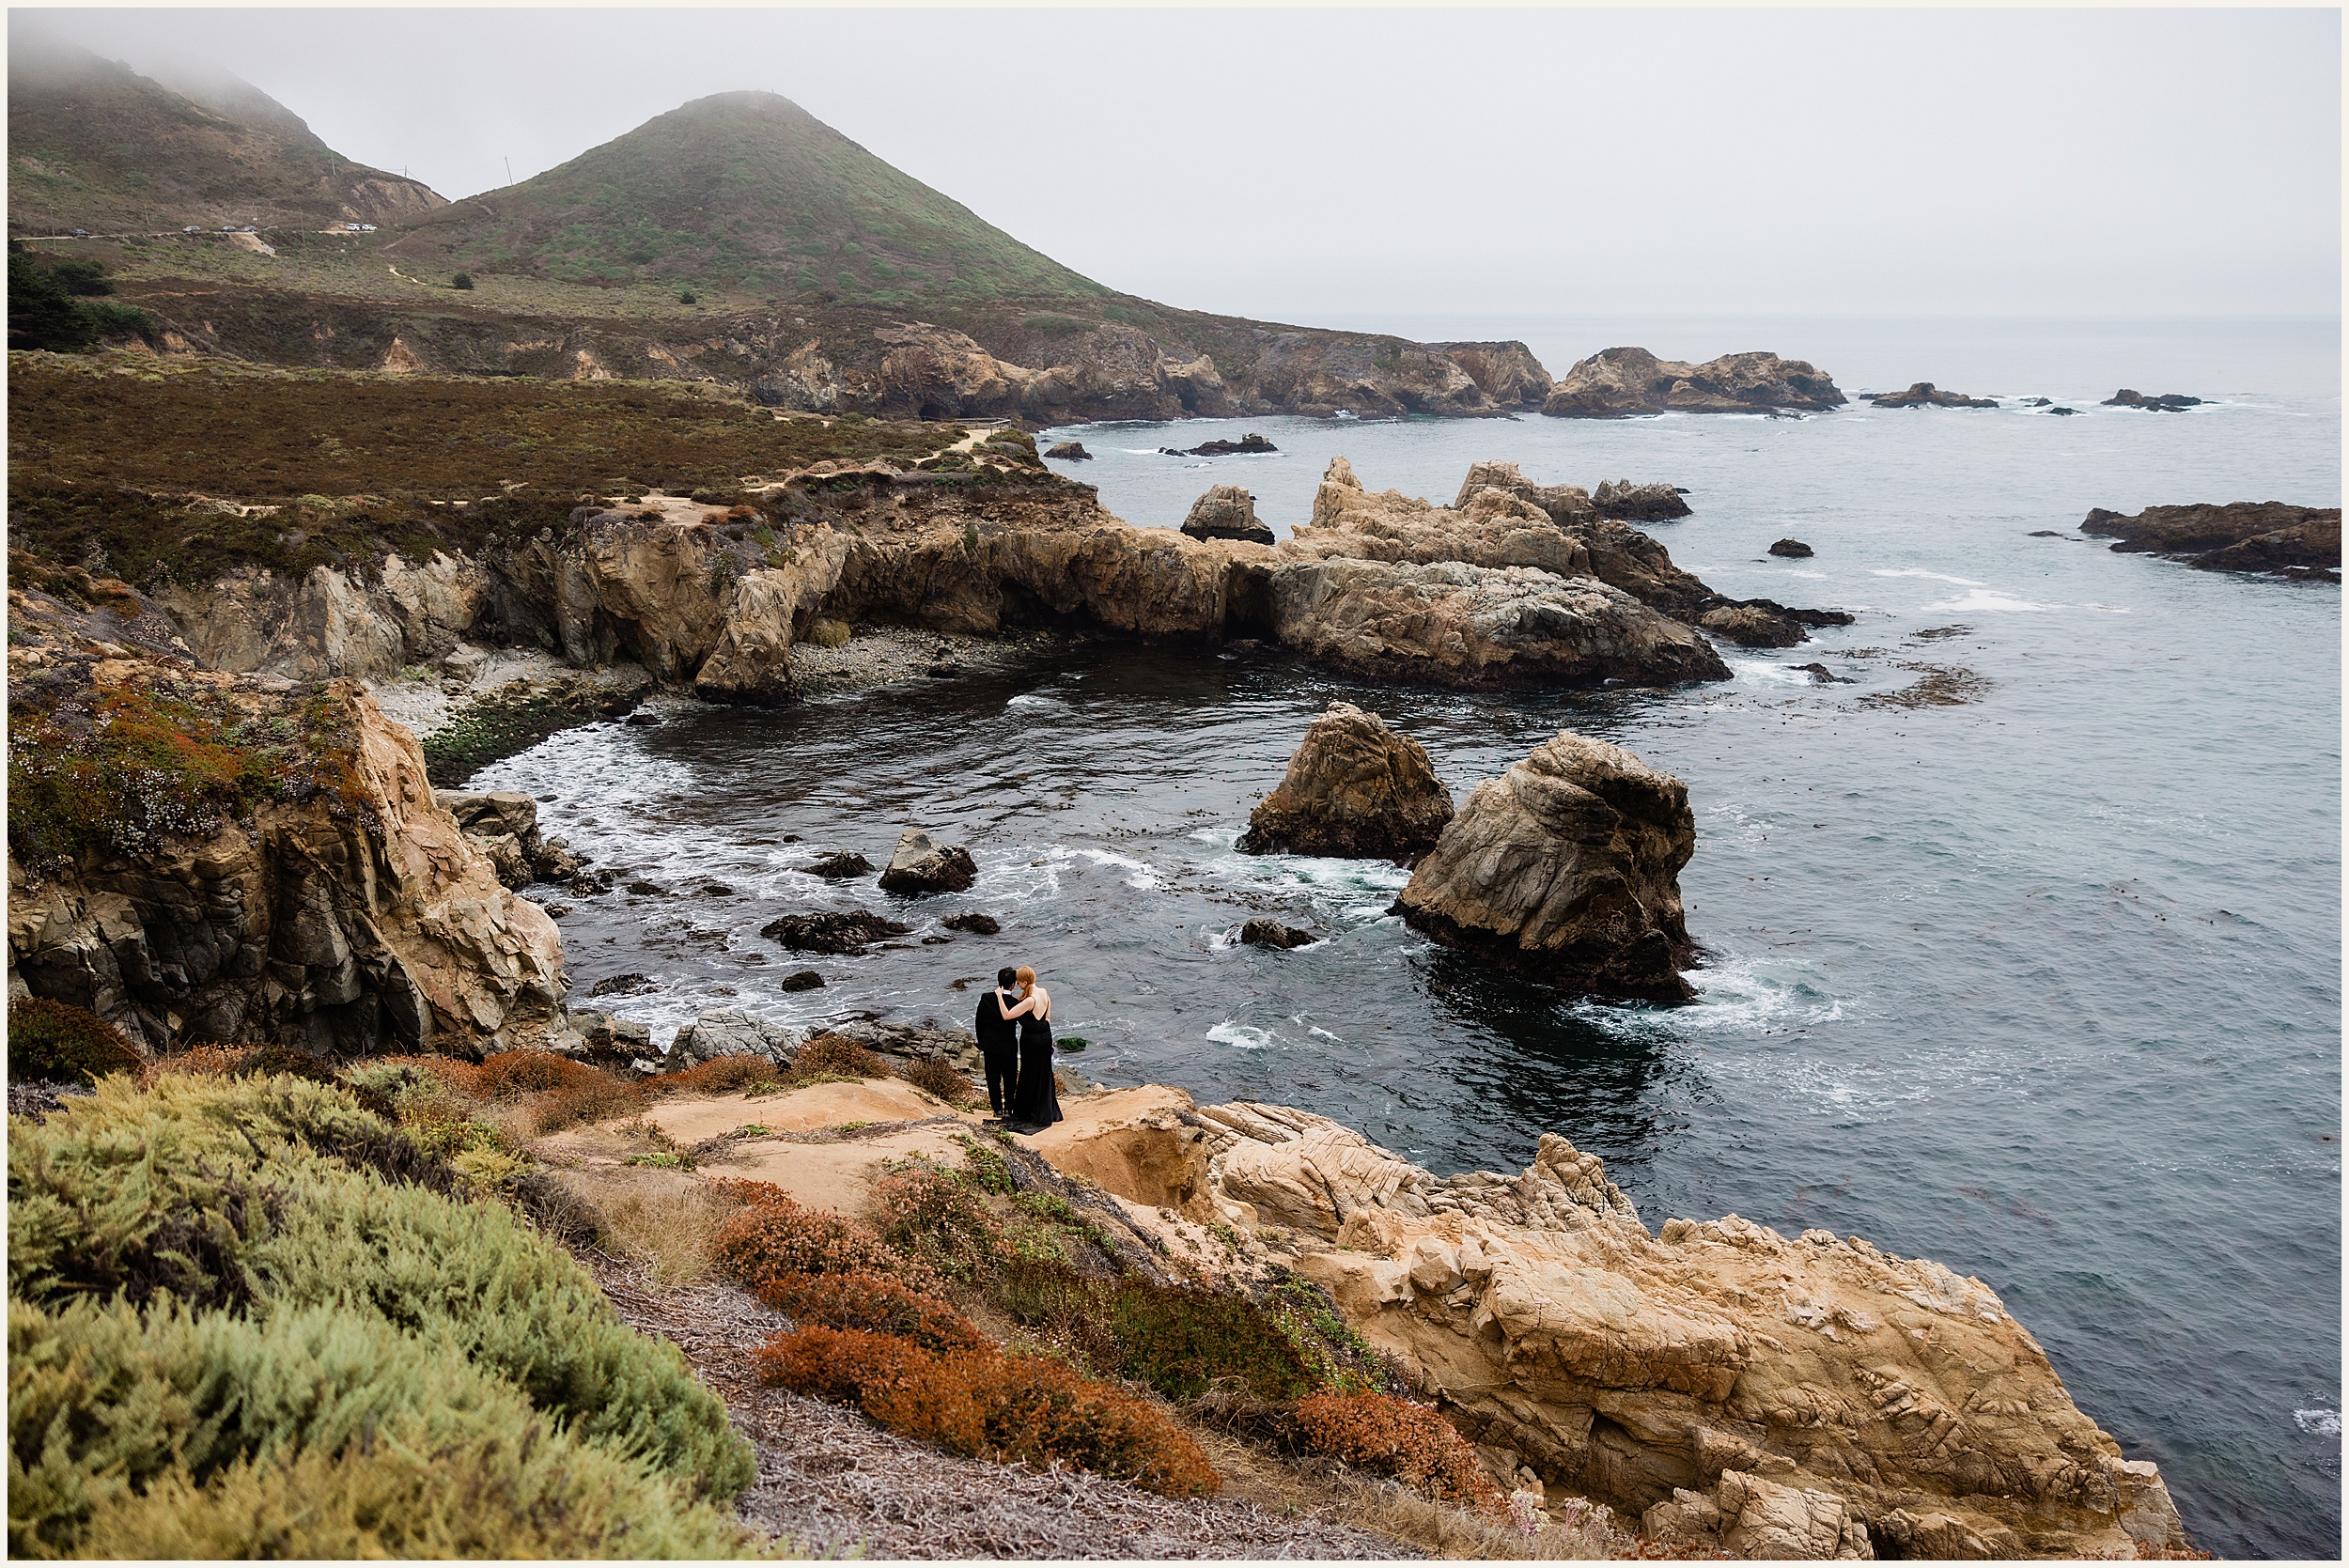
left=532, top=1072, right=646, bottom=1134
left=792, top=1032, right=886, bottom=1079
left=868, top=1162, right=1001, bottom=1280
left=1288, top=1391, right=1500, bottom=1508
left=649, top=1053, right=786, bottom=1097
left=474, top=1048, right=597, bottom=1099
left=898, top=1056, right=976, bottom=1104
left=754, top=1327, right=1218, bottom=1498
left=711, top=1192, right=906, bottom=1289
left=754, top=1270, right=985, bottom=1356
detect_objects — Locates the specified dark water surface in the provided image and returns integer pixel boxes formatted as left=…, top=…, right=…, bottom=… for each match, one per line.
left=478, top=318, right=2341, bottom=1557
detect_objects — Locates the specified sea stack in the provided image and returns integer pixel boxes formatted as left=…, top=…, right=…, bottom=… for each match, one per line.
left=877, top=829, right=978, bottom=894
left=1238, top=702, right=1454, bottom=863
left=1180, top=485, right=1276, bottom=545
left=1393, top=729, right=1696, bottom=1000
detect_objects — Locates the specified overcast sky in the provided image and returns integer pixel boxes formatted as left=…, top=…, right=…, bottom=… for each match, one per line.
left=24, top=7, right=2343, bottom=321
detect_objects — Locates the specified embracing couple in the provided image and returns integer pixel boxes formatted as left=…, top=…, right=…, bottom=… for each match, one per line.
left=973, top=965, right=1062, bottom=1134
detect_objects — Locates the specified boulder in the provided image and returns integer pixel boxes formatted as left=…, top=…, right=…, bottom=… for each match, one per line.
left=1180, top=485, right=1276, bottom=545
left=1237, top=918, right=1319, bottom=950
left=878, top=828, right=979, bottom=894
left=759, top=909, right=913, bottom=955
left=2080, top=501, right=2341, bottom=579
left=1044, top=441, right=1094, bottom=461
left=1237, top=702, right=1455, bottom=863
left=1393, top=730, right=1696, bottom=1000
left=941, top=912, right=1001, bottom=935
left=1591, top=478, right=1693, bottom=520
left=2102, top=388, right=2203, bottom=411
left=1766, top=538, right=1813, bottom=558
left=1030, top=1092, right=2186, bottom=1560
left=803, top=851, right=874, bottom=879
left=668, top=1006, right=801, bottom=1070
left=1869, top=381, right=1998, bottom=409
left=560, top=1008, right=653, bottom=1071
left=1545, top=348, right=1846, bottom=418
left=779, top=970, right=825, bottom=992
left=1700, top=605, right=1809, bottom=648
left=1162, top=432, right=1277, bottom=457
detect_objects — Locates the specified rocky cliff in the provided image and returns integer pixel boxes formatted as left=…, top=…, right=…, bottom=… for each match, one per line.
left=1034, top=1088, right=2188, bottom=1560
left=6, top=585, right=563, bottom=1057
left=1545, top=348, right=1846, bottom=418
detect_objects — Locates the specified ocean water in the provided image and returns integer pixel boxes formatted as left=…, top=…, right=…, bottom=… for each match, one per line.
left=473, top=317, right=2341, bottom=1557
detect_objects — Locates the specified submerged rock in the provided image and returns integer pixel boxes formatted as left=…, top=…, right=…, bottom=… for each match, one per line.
left=1869, top=381, right=1999, bottom=409
left=1180, top=484, right=1275, bottom=545
left=941, top=912, right=1002, bottom=935
left=2080, top=501, right=2341, bottom=579
left=1700, top=604, right=1809, bottom=648
left=1790, top=661, right=1853, bottom=684
left=1237, top=701, right=1454, bottom=863
left=1767, top=537, right=1813, bottom=557
left=759, top=909, right=913, bottom=955
left=1237, top=917, right=1319, bottom=950
left=1545, top=348, right=1846, bottom=417
left=1393, top=729, right=1696, bottom=1001
left=2102, top=388, right=2203, bottom=411
left=878, top=828, right=979, bottom=894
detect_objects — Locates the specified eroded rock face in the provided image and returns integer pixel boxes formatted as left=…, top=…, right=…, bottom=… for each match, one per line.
left=1180, top=485, right=1275, bottom=545
left=878, top=828, right=978, bottom=894
left=6, top=602, right=564, bottom=1056
left=436, top=790, right=581, bottom=888
left=1027, top=1089, right=2189, bottom=1561
left=2080, top=501, right=2341, bottom=580
left=1591, top=479, right=1693, bottom=521
left=1545, top=348, right=1846, bottom=418
left=1237, top=702, right=1454, bottom=862
left=1394, top=730, right=1696, bottom=1000
left=1700, top=605, right=1809, bottom=649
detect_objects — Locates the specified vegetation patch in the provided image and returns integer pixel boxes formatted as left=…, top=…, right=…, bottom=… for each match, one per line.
left=420, top=685, right=621, bottom=789
left=7, top=667, right=378, bottom=872
left=7, top=998, right=144, bottom=1086
left=1288, top=1390, right=1501, bottom=1509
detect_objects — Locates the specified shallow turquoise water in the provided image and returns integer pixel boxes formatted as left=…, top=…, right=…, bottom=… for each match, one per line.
left=478, top=318, right=2341, bottom=1556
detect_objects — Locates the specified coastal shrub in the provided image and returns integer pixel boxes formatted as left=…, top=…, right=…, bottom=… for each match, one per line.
left=8, top=1073, right=754, bottom=1498
left=531, top=1069, right=646, bottom=1134
left=986, top=1258, right=1316, bottom=1401
left=8, top=998, right=143, bottom=1085
left=754, top=1269, right=985, bottom=1355
left=653, top=1052, right=786, bottom=1098
left=451, top=272, right=474, bottom=289
left=710, top=1188, right=904, bottom=1287
left=792, top=1031, right=886, bottom=1079
left=868, top=1159, right=1001, bottom=1280
left=7, top=1296, right=755, bottom=1559
left=754, top=1326, right=1218, bottom=1497
left=1288, top=1390, right=1499, bottom=1508
left=900, top=1055, right=977, bottom=1104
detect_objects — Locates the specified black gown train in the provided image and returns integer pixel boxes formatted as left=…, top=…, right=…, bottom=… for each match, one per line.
left=1010, top=1010, right=1063, bottom=1129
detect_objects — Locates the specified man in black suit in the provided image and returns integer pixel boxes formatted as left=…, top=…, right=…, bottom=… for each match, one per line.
left=974, top=965, right=1021, bottom=1118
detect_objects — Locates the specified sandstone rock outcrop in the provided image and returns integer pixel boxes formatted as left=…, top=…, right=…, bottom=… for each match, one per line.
left=1237, top=702, right=1455, bottom=863
left=1394, top=730, right=1696, bottom=1001
left=437, top=790, right=582, bottom=888
left=1700, top=605, right=1809, bottom=649
left=1179, top=485, right=1276, bottom=545
left=6, top=590, right=565, bottom=1056
left=2079, top=501, right=2341, bottom=580
left=2101, top=389, right=2203, bottom=412
left=878, top=828, right=978, bottom=894
left=1452, top=460, right=1595, bottom=523
left=1870, top=382, right=1999, bottom=409
left=1545, top=349, right=1846, bottom=418
left=1591, top=479, right=1693, bottom=521
left=1028, top=1091, right=2189, bottom=1560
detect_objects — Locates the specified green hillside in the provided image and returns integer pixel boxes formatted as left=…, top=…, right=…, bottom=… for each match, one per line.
left=7, top=34, right=445, bottom=237
left=385, top=91, right=1105, bottom=305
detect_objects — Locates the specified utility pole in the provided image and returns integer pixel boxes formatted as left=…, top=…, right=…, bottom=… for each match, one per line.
left=505, top=156, right=514, bottom=187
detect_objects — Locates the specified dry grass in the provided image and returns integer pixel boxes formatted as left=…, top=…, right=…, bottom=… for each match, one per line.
left=556, top=1163, right=743, bottom=1283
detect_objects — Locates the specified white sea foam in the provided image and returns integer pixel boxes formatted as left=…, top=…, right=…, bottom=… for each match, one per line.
left=1920, top=589, right=2059, bottom=613
left=1078, top=847, right=1162, bottom=891
left=1871, top=567, right=1987, bottom=586
left=1206, top=1021, right=1278, bottom=1049
left=2295, top=1408, right=2342, bottom=1440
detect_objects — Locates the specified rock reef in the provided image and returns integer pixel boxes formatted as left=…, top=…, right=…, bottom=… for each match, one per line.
left=1237, top=702, right=1454, bottom=863
left=1034, top=1089, right=2188, bottom=1560
left=2080, top=501, right=2341, bottom=581
left=2101, top=389, right=2202, bottom=412
left=1394, top=730, right=1696, bottom=1001
left=1869, top=382, right=1998, bottom=410
left=1545, top=349, right=1847, bottom=418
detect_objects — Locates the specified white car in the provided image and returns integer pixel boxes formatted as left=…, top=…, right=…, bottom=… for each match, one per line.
left=182, top=225, right=201, bottom=234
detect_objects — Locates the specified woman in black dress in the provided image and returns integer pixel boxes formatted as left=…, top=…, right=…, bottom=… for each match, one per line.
left=1002, top=965, right=1063, bottom=1132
